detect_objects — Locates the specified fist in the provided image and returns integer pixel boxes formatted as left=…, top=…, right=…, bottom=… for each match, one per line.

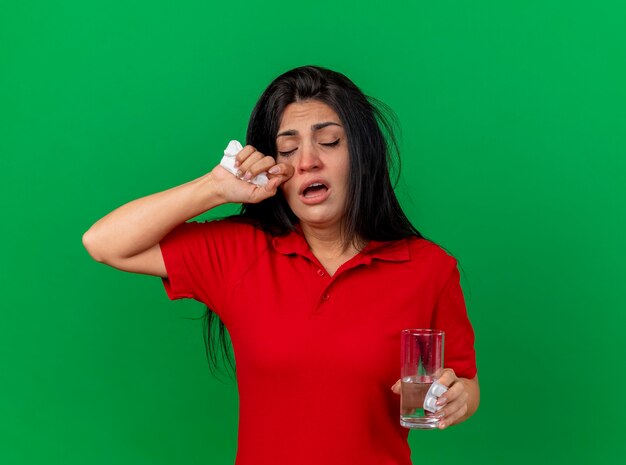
left=211, top=145, right=294, bottom=204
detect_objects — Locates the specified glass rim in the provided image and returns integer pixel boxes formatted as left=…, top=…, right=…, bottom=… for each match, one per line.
left=401, top=328, right=444, bottom=336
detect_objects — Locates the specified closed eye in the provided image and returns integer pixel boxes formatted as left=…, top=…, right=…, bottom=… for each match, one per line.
left=277, top=139, right=340, bottom=157
left=278, top=148, right=297, bottom=157
left=321, top=139, right=340, bottom=147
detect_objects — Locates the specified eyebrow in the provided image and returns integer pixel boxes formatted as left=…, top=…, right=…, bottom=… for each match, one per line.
left=276, top=121, right=342, bottom=138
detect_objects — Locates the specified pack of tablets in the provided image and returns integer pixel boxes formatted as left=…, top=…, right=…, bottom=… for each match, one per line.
left=423, top=381, right=448, bottom=413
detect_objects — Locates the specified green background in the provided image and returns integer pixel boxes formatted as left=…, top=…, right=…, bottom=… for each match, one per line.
left=2, top=1, right=625, bottom=464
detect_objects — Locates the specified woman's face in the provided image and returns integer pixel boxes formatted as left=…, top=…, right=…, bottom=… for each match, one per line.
left=276, top=100, right=350, bottom=231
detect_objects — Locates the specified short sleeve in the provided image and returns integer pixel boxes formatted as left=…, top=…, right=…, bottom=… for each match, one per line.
left=431, top=262, right=478, bottom=379
left=158, top=219, right=265, bottom=316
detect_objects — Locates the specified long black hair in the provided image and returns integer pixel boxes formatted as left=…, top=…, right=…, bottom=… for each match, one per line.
left=202, top=65, right=424, bottom=377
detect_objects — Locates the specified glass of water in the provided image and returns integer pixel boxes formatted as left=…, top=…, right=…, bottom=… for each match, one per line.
left=400, top=329, right=445, bottom=429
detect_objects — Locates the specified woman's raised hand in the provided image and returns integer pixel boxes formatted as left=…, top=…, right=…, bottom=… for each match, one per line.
left=210, top=145, right=294, bottom=204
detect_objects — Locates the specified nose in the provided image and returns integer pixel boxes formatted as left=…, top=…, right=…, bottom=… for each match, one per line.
left=296, top=142, right=322, bottom=173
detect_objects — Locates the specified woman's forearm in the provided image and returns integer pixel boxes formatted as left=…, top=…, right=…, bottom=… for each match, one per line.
left=82, top=172, right=223, bottom=262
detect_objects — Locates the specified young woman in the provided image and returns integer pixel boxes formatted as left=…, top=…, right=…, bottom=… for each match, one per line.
left=83, top=65, right=479, bottom=465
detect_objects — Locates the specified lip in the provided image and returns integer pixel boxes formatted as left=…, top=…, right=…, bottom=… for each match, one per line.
left=298, top=178, right=331, bottom=205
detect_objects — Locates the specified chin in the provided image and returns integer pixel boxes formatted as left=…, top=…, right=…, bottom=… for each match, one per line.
left=296, top=212, right=342, bottom=228
left=287, top=198, right=344, bottom=229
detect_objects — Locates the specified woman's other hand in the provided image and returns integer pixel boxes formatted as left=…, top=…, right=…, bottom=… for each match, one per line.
left=211, top=145, right=294, bottom=204
left=390, top=369, right=480, bottom=429
left=430, top=368, right=470, bottom=429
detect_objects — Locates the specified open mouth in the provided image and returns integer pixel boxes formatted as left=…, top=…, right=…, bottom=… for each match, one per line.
left=302, top=182, right=329, bottom=198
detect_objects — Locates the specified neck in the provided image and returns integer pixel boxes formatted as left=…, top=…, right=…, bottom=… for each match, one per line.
left=301, top=223, right=345, bottom=255
left=300, top=222, right=364, bottom=265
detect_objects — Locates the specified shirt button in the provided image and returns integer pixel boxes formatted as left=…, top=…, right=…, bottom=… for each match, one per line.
left=321, top=293, right=330, bottom=301
left=317, top=269, right=325, bottom=277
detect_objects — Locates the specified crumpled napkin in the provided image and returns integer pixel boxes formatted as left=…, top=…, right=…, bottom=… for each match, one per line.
left=219, top=140, right=269, bottom=187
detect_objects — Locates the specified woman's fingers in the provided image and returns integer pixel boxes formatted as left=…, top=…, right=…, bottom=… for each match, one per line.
left=213, top=146, right=290, bottom=204
left=268, top=162, right=295, bottom=179
left=433, top=371, right=468, bottom=429
left=436, top=390, right=469, bottom=429
left=234, top=145, right=260, bottom=177
left=262, top=175, right=287, bottom=194
left=391, top=379, right=401, bottom=395
left=437, top=376, right=462, bottom=404
left=234, top=145, right=257, bottom=168
left=389, top=373, right=468, bottom=429
left=431, top=368, right=459, bottom=429
left=436, top=368, right=457, bottom=388
left=248, top=162, right=294, bottom=194
left=236, top=147, right=296, bottom=183
left=238, top=154, right=275, bottom=181
left=247, top=171, right=291, bottom=202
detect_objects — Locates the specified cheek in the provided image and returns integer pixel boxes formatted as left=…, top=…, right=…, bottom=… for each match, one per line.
left=280, top=179, right=297, bottom=199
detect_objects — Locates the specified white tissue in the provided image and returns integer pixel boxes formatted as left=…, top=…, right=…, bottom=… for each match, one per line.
left=219, top=140, right=269, bottom=187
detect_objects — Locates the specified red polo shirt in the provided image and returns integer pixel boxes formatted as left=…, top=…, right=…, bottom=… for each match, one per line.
left=159, top=219, right=477, bottom=465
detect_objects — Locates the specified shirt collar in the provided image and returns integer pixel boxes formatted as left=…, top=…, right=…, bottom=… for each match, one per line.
left=361, top=239, right=410, bottom=262
left=271, top=228, right=410, bottom=263
left=271, top=227, right=311, bottom=257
